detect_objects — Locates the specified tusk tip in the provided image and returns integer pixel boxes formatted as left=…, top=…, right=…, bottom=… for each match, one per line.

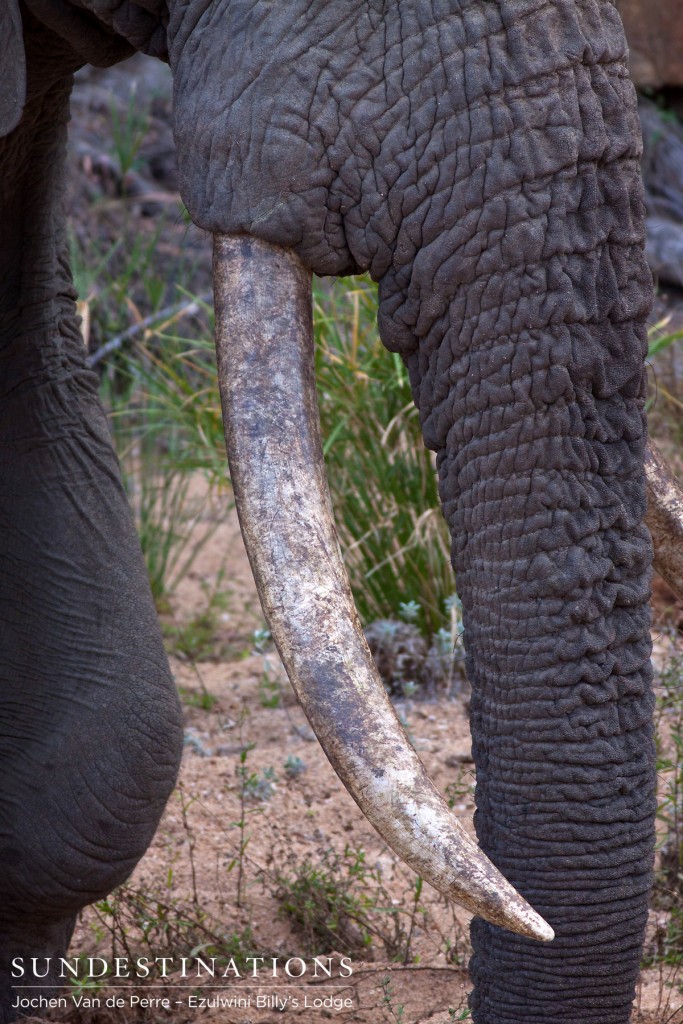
left=526, top=915, right=555, bottom=943
left=508, top=904, right=555, bottom=943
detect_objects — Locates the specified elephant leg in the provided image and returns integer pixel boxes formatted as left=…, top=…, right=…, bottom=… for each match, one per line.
left=0, top=356, right=184, bottom=1016
left=0, top=918, right=76, bottom=1021
left=0, top=27, right=183, bottom=1019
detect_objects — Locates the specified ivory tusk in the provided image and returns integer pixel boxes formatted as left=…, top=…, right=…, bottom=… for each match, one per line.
left=212, top=233, right=554, bottom=943
left=645, top=439, right=683, bottom=602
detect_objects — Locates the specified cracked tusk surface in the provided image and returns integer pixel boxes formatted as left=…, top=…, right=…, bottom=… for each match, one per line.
left=645, top=439, right=683, bottom=602
left=212, top=233, right=554, bottom=944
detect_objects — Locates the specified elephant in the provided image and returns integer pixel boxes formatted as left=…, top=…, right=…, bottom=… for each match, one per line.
left=2, top=1, right=683, bottom=1022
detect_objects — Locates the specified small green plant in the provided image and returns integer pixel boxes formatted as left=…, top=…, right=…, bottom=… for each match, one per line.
left=402, top=876, right=424, bottom=966
left=179, top=787, right=200, bottom=905
left=179, top=676, right=218, bottom=712
left=229, top=739, right=256, bottom=909
left=252, top=628, right=272, bottom=652
left=67, top=973, right=107, bottom=998
left=215, top=926, right=261, bottom=975
left=284, top=755, right=307, bottom=779
left=274, top=845, right=425, bottom=962
left=275, top=847, right=378, bottom=957
left=109, top=90, right=149, bottom=178
left=449, top=1008, right=472, bottom=1021
left=442, top=931, right=471, bottom=968
left=244, top=765, right=278, bottom=802
left=365, top=596, right=466, bottom=699
left=259, top=666, right=281, bottom=708
left=252, top=627, right=283, bottom=707
left=445, top=767, right=476, bottom=811
left=165, top=585, right=230, bottom=662
left=89, top=886, right=260, bottom=979
left=398, top=600, right=421, bottom=624
left=380, top=977, right=405, bottom=1023
left=168, top=611, right=220, bottom=662
left=227, top=726, right=276, bottom=908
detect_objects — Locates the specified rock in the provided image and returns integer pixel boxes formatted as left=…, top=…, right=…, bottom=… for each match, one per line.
left=444, top=751, right=473, bottom=767
left=640, top=100, right=683, bottom=222
left=645, top=217, right=683, bottom=290
left=637, top=100, right=683, bottom=289
left=617, top=1, right=683, bottom=89
left=215, top=742, right=253, bottom=756
left=183, top=729, right=213, bottom=757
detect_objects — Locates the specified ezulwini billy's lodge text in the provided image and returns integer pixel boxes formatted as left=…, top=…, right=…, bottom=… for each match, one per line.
left=13, top=993, right=355, bottom=1013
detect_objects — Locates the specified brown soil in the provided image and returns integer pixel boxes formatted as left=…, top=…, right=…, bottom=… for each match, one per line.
left=70, top=497, right=479, bottom=1024
left=20, top=497, right=677, bottom=1024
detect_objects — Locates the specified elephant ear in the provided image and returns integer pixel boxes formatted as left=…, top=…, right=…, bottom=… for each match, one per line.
left=0, top=0, right=26, bottom=137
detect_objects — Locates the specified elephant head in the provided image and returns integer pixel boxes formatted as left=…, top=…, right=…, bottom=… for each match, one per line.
left=2, top=1, right=683, bottom=1022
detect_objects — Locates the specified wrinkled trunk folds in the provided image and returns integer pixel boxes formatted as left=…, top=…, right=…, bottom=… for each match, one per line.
left=375, top=5, right=656, bottom=1023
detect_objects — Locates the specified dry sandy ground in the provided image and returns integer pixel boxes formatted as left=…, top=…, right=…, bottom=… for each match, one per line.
left=16, top=487, right=679, bottom=1024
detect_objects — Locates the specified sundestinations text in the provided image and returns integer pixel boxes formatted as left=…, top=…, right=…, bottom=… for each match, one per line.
left=11, top=955, right=353, bottom=980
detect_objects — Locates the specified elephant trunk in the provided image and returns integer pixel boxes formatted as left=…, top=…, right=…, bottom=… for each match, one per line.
left=371, top=4, right=657, bottom=1022
left=211, top=232, right=553, bottom=942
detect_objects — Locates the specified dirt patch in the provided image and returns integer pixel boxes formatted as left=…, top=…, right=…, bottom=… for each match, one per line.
left=13, top=504, right=672, bottom=1024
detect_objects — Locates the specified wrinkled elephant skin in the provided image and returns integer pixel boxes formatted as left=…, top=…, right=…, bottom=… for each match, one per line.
left=0, top=3, right=662, bottom=1024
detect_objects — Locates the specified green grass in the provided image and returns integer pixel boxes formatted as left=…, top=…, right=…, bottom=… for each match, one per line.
left=273, top=844, right=426, bottom=963
left=99, top=277, right=453, bottom=635
left=94, top=255, right=683, bottom=639
left=314, top=280, right=453, bottom=636
left=647, top=316, right=683, bottom=427
left=648, top=317, right=683, bottom=360
left=99, top=319, right=230, bottom=609
left=109, top=89, right=149, bottom=177
left=70, top=222, right=169, bottom=355
left=165, top=593, right=230, bottom=664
